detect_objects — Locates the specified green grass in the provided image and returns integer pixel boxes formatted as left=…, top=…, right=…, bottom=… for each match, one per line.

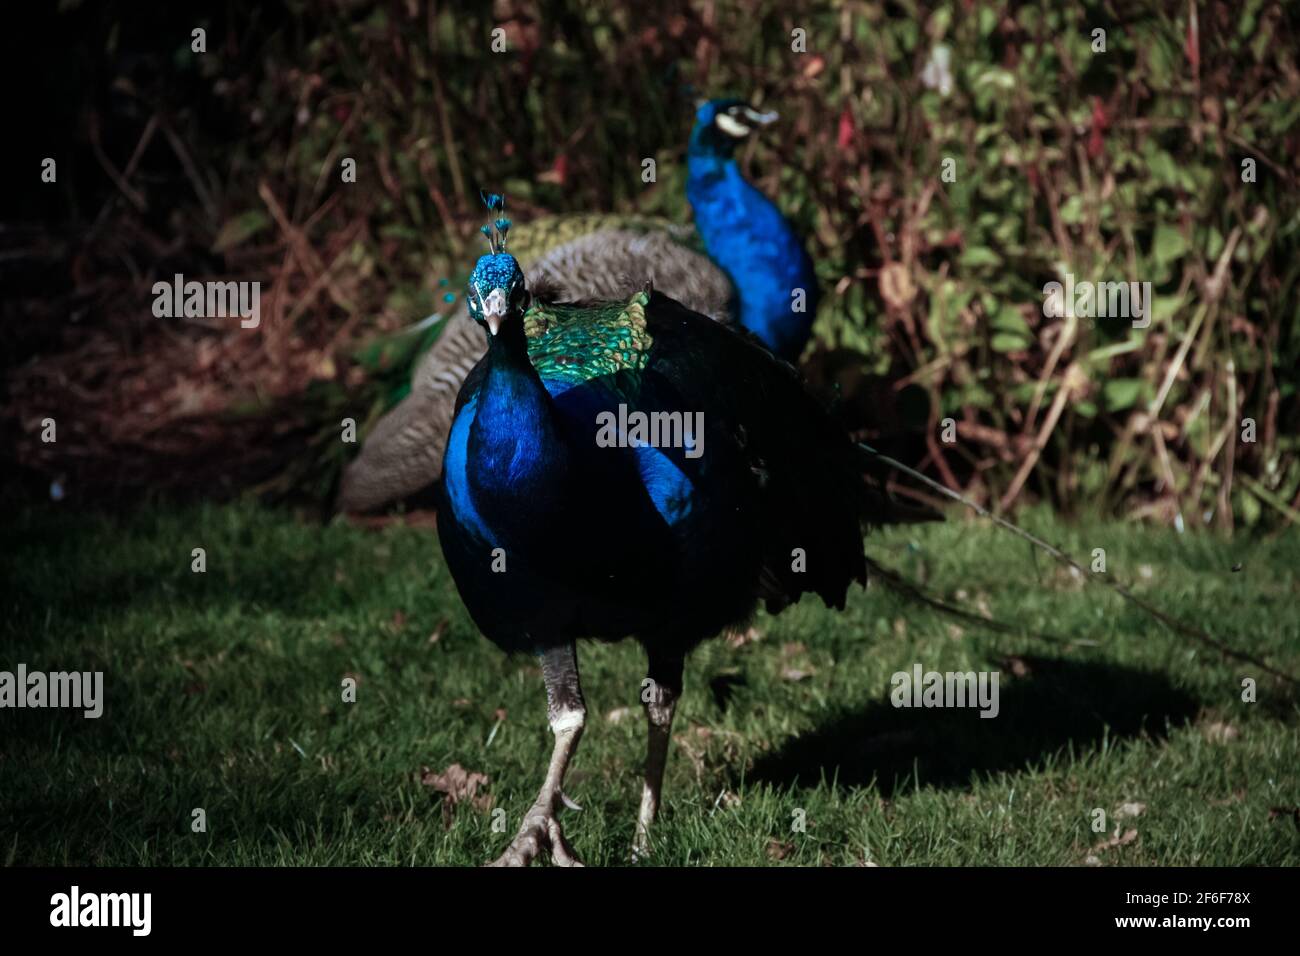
left=2, top=503, right=1297, bottom=867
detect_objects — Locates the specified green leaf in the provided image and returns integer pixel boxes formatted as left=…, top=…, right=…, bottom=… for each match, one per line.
left=212, top=210, right=271, bottom=253
left=1102, top=378, right=1144, bottom=411
left=991, top=332, right=1030, bottom=353
left=1153, top=224, right=1188, bottom=265
left=1145, top=149, right=1180, bottom=189
left=992, top=303, right=1030, bottom=335
left=960, top=246, right=1002, bottom=268
left=1059, top=195, right=1085, bottom=224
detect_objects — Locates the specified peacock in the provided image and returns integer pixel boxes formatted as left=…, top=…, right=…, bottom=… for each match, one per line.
left=437, top=201, right=883, bottom=866
left=336, top=98, right=818, bottom=515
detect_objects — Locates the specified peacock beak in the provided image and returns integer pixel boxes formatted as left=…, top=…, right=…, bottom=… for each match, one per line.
left=481, top=287, right=508, bottom=336
left=743, top=106, right=779, bottom=126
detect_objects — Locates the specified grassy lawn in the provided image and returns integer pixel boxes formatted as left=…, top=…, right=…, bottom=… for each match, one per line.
left=2, top=502, right=1297, bottom=867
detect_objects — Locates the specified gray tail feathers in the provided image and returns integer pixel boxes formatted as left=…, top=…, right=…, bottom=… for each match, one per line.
left=336, top=306, right=485, bottom=514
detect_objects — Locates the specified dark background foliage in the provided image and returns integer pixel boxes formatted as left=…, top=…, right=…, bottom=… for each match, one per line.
left=4, top=0, right=1298, bottom=530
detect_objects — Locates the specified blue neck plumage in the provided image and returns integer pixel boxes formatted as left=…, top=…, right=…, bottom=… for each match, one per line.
left=686, top=131, right=816, bottom=359
left=466, top=330, right=569, bottom=529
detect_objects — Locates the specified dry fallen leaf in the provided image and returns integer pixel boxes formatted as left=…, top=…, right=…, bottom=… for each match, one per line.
left=766, top=839, right=794, bottom=861
left=427, top=619, right=448, bottom=644
left=1002, top=656, right=1032, bottom=678
left=1202, top=720, right=1240, bottom=744
left=715, top=790, right=742, bottom=810
left=605, top=706, right=634, bottom=724
left=1093, top=828, right=1139, bottom=853
left=1115, top=801, right=1147, bottom=820
left=1267, top=806, right=1300, bottom=829
left=419, top=763, right=493, bottom=824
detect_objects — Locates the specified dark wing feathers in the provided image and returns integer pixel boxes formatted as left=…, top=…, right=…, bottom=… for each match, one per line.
left=637, top=292, right=872, bottom=612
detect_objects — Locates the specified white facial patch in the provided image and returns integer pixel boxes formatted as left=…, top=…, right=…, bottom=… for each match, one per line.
left=715, top=113, right=750, bottom=138
left=482, top=287, right=508, bottom=316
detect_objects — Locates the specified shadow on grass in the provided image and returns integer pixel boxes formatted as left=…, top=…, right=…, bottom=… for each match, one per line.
left=0, top=506, right=447, bottom=630
left=744, top=657, right=1201, bottom=797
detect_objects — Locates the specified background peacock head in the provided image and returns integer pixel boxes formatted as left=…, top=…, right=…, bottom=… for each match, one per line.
left=690, top=97, right=779, bottom=157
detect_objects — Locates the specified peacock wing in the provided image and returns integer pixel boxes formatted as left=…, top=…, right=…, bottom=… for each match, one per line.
left=523, top=292, right=656, bottom=391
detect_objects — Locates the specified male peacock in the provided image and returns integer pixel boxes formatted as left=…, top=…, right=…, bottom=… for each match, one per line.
left=337, top=98, right=818, bottom=515
left=437, top=202, right=881, bottom=866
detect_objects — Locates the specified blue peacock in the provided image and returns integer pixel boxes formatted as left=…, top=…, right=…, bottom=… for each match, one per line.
left=337, top=98, right=819, bottom=514
left=437, top=197, right=883, bottom=866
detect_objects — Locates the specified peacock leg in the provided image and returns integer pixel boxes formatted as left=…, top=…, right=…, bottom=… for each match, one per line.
left=489, top=642, right=586, bottom=867
left=633, top=649, right=684, bottom=860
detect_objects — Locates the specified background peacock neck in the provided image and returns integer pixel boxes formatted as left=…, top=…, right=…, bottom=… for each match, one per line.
left=467, top=322, right=571, bottom=529
left=685, top=147, right=815, bottom=358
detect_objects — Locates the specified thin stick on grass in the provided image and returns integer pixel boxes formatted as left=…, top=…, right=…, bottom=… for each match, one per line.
left=864, top=556, right=1080, bottom=649
left=859, top=442, right=1300, bottom=688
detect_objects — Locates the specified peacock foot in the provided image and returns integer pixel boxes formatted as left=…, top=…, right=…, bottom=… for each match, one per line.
left=631, top=830, right=653, bottom=864
left=487, top=795, right=583, bottom=867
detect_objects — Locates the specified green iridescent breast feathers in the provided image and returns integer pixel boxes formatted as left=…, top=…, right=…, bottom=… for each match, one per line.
left=523, top=291, right=653, bottom=387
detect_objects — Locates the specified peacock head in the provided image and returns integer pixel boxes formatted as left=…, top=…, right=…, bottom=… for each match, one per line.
left=467, top=191, right=527, bottom=337
left=690, top=98, right=779, bottom=156
left=468, top=253, right=527, bottom=338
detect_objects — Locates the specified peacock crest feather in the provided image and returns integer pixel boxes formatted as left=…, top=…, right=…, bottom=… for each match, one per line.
left=477, top=190, right=512, bottom=254
left=523, top=291, right=653, bottom=388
